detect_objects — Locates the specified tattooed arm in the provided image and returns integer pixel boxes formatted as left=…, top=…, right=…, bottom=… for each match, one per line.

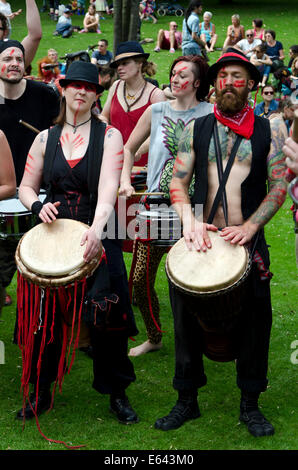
left=221, top=118, right=287, bottom=245
left=170, top=121, right=217, bottom=251
left=81, top=126, right=124, bottom=261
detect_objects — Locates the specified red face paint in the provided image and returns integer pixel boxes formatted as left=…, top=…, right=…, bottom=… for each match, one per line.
left=170, top=66, right=188, bottom=83
left=10, top=49, right=15, bottom=56
left=233, top=79, right=246, bottom=88
left=219, top=78, right=227, bottom=90
left=1, top=65, right=6, bottom=73
left=66, top=81, right=97, bottom=93
left=181, top=81, right=190, bottom=90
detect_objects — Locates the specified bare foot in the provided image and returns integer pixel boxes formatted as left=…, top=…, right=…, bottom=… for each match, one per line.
left=128, top=340, right=162, bottom=357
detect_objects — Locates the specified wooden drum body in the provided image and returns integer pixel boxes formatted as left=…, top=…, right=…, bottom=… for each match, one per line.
left=166, top=232, right=251, bottom=362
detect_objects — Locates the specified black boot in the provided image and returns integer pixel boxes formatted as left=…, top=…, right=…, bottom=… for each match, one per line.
left=110, top=392, right=139, bottom=424
left=155, top=390, right=200, bottom=431
left=16, top=388, right=52, bottom=420
left=239, top=391, right=274, bottom=437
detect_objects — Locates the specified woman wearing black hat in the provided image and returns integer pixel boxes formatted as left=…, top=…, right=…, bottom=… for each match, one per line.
left=100, top=41, right=165, bottom=168
left=17, top=61, right=139, bottom=431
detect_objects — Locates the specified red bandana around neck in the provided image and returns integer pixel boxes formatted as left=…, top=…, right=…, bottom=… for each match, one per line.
left=214, top=102, right=255, bottom=140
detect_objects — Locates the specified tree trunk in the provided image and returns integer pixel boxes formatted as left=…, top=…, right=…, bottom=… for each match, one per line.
left=122, top=0, right=131, bottom=42
left=113, top=0, right=123, bottom=54
left=128, top=0, right=140, bottom=41
left=113, top=0, right=140, bottom=53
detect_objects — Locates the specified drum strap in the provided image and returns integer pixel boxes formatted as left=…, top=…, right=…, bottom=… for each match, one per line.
left=213, top=121, right=229, bottom=226
left=207, top=130, right=243, bottom=225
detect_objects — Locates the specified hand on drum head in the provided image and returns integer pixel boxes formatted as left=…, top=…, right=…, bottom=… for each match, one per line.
left=39, top=201, right=61, bottom=224
left=80, top=227, right=102, bottom=263
left=183, top=222, right=218, bottom=252
left=220, top=222, right=258, bottom=245
left=118, top=182, right=136, bottom=198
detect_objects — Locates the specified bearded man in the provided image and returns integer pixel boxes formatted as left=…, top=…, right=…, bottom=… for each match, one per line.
left=154, top=49, right=287, bottom=437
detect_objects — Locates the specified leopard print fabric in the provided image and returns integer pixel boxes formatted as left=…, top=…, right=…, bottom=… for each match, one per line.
left=132, top=242, right=168, bottom=344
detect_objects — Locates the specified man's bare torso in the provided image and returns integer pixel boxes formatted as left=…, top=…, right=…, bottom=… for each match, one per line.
left=203, top=122, right=253, bottom=228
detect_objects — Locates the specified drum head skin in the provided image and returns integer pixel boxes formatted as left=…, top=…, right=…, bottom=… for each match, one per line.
left=167, top=232, right=248, bottom=293
left=19, top=219, right=89, bottom=276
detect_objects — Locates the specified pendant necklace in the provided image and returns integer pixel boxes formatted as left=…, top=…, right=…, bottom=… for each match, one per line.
left=65, top=116, right=92, bottom=134
left=123, top=81, right=147, bottom=112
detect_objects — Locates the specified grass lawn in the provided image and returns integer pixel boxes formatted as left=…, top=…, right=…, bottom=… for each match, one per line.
left=0, top=0, right=297, bottom=454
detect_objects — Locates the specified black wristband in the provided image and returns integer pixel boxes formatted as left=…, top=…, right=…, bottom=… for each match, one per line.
left=31, top=201, right=43, bottom=215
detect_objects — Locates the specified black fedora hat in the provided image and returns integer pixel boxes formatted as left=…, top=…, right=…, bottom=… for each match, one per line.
left=110, top=41, right=150, bottom=68
left=59, top=61, right=104, bottom=94
left=207, top=48, right=261, bottom=91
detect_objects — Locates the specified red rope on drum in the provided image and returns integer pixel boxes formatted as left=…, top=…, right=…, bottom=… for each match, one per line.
left=16, top=273, right=87, bottom=449
left=48, top=289, right=56, bottom=345
left=35, top=288, right=50, bottom=414
left=27, top=394, right=86, bottom=449
left=69, top=278, right=87, bottom=372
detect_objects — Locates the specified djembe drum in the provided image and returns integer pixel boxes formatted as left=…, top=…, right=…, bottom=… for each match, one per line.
left=166, top=232, right=252, bottom=362
left=136, top=194, right=182, bottom=247
left=15, top=218, right=102, bottom=398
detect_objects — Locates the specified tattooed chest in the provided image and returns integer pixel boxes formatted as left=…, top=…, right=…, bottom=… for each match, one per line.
left=208, top=129, right=253, bottom=166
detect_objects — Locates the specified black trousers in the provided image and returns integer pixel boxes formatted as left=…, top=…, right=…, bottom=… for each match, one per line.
left=169, top=264, right=272, bottom=395
left=27, top=238, right=137, bottom=395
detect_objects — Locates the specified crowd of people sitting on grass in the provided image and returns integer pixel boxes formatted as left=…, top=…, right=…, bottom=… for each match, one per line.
left=32, top=1, right=298, bottom=131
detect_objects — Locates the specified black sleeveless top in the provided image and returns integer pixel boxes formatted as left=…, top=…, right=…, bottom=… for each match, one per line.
left=44, top=141, right=91, bottom=224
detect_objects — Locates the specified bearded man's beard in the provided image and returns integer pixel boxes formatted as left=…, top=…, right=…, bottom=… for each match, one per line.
left=216, top=86, right=249, bottom=115
left=0, top=76, right=23, bottom=85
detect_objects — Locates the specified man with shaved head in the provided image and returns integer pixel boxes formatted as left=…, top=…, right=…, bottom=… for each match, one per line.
left=154, top=21, right=182, bottom=54
left=235, top=29, right=261, bottom=58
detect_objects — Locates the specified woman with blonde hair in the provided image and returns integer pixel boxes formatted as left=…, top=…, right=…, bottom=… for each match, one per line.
left=223, top=14, right=245, bottom=49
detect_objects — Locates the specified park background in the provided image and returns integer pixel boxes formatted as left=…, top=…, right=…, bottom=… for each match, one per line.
left=0, top=0, right=297, bottom=452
